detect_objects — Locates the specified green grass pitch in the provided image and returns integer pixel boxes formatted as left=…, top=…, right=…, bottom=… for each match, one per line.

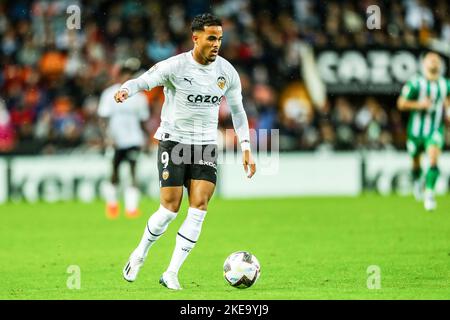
left=1, top=195, right=449, bottom=300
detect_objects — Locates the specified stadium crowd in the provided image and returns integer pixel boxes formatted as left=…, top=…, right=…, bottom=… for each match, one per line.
left=1, top=0, right=450, bottom=154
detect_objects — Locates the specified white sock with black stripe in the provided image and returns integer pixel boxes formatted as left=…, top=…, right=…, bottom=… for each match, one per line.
left=135, top=205, right=177, bottom=258
left=167, top=207, right=207, bottom=275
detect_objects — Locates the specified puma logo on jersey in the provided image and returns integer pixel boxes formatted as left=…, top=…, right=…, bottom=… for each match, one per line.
left=183, top=77, right=193, bottom=85
left=187, top=94, right=223, bottom=104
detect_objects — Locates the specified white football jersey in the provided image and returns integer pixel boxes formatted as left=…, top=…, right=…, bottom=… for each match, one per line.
left=98, top=83, right=149, bottom=149
left=121, top=51, right=248, bottom=145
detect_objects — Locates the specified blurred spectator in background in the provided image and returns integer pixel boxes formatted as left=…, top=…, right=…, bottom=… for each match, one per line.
left=332, top=97, right=355, bottom=151
left=355, top=97, right=391, bottom=150
left=0, top=99, right=16, bottom=152
left=51, top=94, right=83, bottom=147
left=146, top=30, right=176, bottom=62
left=279, top=82, right=316, bottom=150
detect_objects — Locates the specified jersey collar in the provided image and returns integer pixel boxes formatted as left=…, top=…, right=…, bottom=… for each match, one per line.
left=188, top=50, right=216, bottom=69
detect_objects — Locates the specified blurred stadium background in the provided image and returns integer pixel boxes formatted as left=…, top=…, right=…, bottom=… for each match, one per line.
left=1, top=0, right=450, bottom=300
left=1, top=0, right=450, bottom=202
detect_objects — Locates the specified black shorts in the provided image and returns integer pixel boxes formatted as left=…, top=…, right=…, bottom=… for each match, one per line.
left=113, top=146, right=140, bottom=167
left=157, top=140, right=218, bottom=188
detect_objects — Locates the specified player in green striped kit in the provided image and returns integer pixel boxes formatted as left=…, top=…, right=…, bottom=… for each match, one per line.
left=397, top=52, right=450, bottom=211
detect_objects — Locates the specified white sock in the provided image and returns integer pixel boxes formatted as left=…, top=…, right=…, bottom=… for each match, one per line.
left=125, top=186, right=139, bottom=212
left=135, top=205, right=177, bottom=258
left=167, top=207, right=207, bottom=275
left=103, top=182, right=118, bottom=205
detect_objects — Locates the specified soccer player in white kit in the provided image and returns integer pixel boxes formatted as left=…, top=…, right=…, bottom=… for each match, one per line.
left=98, top=62, right=150, bottom=219
left=115, top=13, right=256, bottom=290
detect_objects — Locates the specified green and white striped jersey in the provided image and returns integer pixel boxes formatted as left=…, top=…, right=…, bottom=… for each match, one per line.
left=401, top=75, right=450, bottom=138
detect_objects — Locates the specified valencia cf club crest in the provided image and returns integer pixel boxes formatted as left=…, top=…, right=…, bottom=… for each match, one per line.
left=162, top=169, right=170, bottom=180
left=217, top=76, right=226, bottom=90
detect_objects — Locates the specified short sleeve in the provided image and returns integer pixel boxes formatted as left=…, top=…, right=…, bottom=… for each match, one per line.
left=401, top=79, right=420, bottom=100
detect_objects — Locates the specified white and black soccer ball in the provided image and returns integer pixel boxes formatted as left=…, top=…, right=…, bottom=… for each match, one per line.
left=223, top=251, right=260, bottom=289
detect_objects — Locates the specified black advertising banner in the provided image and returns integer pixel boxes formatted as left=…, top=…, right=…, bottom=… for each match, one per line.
left=314, top=48, right=449, bottom=94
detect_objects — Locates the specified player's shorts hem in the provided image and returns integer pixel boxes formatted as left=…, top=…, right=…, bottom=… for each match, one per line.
left=406, top=132, right=444, bottom=157
left=113, top=146, right=141, bottom=166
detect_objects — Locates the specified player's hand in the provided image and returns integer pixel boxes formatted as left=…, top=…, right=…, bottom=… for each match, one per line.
left=114, top=89, right=129, bottom=103
left=243, top=150, right=256, bottom=178
left=418, top=98, right=432, bottom=110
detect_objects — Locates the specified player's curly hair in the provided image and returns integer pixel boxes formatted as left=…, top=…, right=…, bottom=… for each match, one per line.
left=191, top=13, right=222, bottom=32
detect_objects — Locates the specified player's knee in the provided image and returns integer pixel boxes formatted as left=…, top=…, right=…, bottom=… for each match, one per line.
left=160, top=196, right=182, bottom=213
left=189, top=197, right=209, bottom=211
left=191, top=203, right=208, bottom=211
left=161, top=200, right=181, bottom=213
left=162, top=203, right=180, bottom=213
left=160, top=187, right=183, bottom=212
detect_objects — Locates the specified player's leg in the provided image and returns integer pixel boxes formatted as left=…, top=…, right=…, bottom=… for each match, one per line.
left=123, top=141, right=185, bottom=282
left=104, top=149, right=122, bottom=219
left=407, top=138, right=424, bottom=201
left=423, top=129, right=444, bottom=211
left=411, top=155, right=423, bottom=201
left=424, top=144, right=440, bottom=211
left=136, top=140, right=185, bottom=256
left=124, top=147, right=141, bottom=218
left=133, top=186, right=183, bottom=260
left=161, top=144, right=218, bottom=290
left=161, top=179, right=215, bottom=290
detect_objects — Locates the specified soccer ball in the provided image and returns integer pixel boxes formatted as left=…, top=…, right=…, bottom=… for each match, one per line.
left=223, top=251, right=260, bottom=289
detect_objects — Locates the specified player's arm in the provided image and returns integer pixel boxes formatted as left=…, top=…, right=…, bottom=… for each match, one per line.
left=446, top=98, right=450, bottom=124
left=225, top=70, right=256, bottom=179
left=397, top=80, right=431, bottom=111
left=114, top=61, right=171, bottom=103
left=445, top=79, right=450, bottom=122
left=139, top=121, right=148, bottom=136
left=97, top=91, right=113, bottom=149
left=138, top=95, right=151, bottom=152
left=397, top=97, right=431, bottom=111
